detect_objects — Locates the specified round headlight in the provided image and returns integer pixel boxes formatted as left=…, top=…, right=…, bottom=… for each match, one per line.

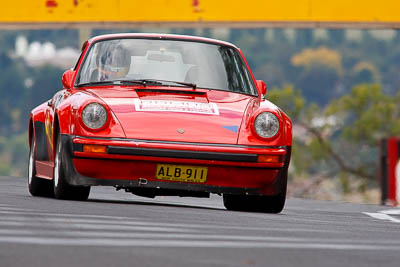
left=254, top=112, right=280, bottom=138
left=81, top=103, right=108, bottom=130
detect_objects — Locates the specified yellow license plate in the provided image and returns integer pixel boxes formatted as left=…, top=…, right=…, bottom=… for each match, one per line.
left=155, top=164, right=208, bottom=183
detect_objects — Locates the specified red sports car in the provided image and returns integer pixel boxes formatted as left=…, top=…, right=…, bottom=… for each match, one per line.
left=28, top=33, right=292, bottom=213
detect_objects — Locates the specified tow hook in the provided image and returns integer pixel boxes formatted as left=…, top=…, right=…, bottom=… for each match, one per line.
left=138, top=178, right=148, bottom=186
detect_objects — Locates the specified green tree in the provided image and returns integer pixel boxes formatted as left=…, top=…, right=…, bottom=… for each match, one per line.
left=328, top=84, right=400, bottom=145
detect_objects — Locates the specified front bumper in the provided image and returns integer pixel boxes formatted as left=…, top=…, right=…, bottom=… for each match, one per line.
left=60, top=134, right=291, bottom=196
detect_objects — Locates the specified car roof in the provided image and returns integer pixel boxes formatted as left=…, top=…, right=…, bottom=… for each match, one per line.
left=88, top=33, right=238, bottom=49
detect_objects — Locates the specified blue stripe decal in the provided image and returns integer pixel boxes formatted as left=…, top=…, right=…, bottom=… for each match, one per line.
left=222, top=126, right=239, bottom=133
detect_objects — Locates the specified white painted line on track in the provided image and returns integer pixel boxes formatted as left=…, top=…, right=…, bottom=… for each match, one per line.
left=363, top=209, right=400, bottom=223
left=380, top=209, right=400, bottom=215
left=363, top=212, right=400, bottom=223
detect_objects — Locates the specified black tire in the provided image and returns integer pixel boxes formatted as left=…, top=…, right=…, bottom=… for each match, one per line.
left=28, top=136, right=54, bottom=197
left=53, top=133, right=90, bottom=200
left=223, top=171, right=287, bottom=214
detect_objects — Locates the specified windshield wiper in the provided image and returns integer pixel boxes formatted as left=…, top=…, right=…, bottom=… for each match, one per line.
left=111, top=79, right=169, bottom=87
left=136, top=79, right=197, bottom=89
left=77, top=80, right=149, bottom=87
left=77, top=81, right=119, bottom=87
left=77, top=79, right=196, bottom=89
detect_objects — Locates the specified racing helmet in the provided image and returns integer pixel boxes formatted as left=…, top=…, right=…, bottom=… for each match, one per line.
left=99, top=45, right=131, bottom=79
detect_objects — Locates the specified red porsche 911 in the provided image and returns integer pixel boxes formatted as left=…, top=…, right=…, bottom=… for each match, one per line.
left=28, top=33, right=292, bottom=213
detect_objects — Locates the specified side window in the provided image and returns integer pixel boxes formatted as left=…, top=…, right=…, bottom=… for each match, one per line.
left=219, top=47, right=255, bottom=95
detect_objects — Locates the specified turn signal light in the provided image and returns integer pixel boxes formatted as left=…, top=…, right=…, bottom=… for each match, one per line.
left=83, top=145, right=107, bottom=153
left=257, top=155, right=282, bottom=163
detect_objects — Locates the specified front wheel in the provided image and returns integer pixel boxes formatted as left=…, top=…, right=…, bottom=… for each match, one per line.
left=223, top=191, right=286, bottom=214
left=223, top=171, right=287, bottom=213
left=53, top=134, right=90, bottom=200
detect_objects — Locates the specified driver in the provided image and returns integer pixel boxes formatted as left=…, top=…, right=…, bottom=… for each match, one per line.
left=97, top=45, right=131, bottom=81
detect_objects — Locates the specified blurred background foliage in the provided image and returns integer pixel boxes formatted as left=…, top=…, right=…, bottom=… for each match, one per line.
left=1, top=28, right=400, bottom=203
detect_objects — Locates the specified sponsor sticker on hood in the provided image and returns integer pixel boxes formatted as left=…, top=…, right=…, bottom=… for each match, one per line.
left=134, top=99, right=219, bottom=115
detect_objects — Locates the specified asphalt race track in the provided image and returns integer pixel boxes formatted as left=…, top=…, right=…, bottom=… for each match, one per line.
left=0, top=176, right=399, bottom=267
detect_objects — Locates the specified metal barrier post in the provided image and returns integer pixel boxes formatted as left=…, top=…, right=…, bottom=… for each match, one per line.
left=380, top=138, right=399, bottom=206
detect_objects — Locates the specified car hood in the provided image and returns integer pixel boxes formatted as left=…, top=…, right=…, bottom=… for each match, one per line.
left=86, top=87, right=254, bottom=144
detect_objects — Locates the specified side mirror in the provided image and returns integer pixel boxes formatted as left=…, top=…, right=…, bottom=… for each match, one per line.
left=62, top=69, right=75, bottom=89
left=256, top=80, right=267, bottom=96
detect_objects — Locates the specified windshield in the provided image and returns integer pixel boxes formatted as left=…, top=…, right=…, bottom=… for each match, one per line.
left=76, top=38, right=257, bottom=95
